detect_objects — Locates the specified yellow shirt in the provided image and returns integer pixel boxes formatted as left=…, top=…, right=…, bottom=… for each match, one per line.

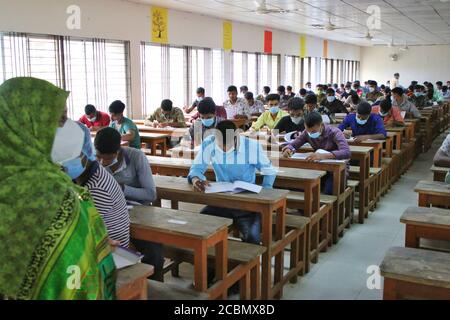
left=251, top=110, right=288, bottom=131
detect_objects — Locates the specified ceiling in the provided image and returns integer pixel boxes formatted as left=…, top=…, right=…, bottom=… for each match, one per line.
left=127, top=0, right=450, bottom=47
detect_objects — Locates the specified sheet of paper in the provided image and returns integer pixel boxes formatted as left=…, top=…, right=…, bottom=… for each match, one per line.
left=401, top=111, right=406, bottom=119
left=291, top=153, right=311, bottom=160
left=284, top=131, right=298, bottom=142
left=322, top=114, right=331, bottom=124
left=318, top=159, right=347, bottom=163
left=205, top=182, right=234, bottom=194
left=346, top=137, right=356, bottom=142
left=233, top=181, right=262, bottom=194
left=316, top=149, right=332, bottom=155
left=168, top=219, right=188, bottom=225
left=112, top=247, right=143, bottom=269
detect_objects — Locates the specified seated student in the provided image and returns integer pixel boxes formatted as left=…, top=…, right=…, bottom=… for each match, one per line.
left=338, top=101, right=387, bottom=142
left=251, top=94, right=288, bottom=131
left=94, top=127, right=164, bottom=279
left=286, top=86, right=296, bottom=99
left=304, top=93, right=319, bottom=115
left=442, top=86, right=450, bottom=99
left=245, top=91, right=265, bottom=116
left=372, top=93, right=405, bottom=127
left=316, top=84, right=326, bottom=103
left=109, top=100, right=141, bottom=149
left=145, top=99, right=186, bottom=128
left=256, top=86, right=270, bottom=103
left=433, top=134, right=450, bottom=168
left=392, top=87, right=421, bottom=119
left=240, top=85, right=249, bottom=97
left=409, top=85, right=428, bottom=109
left=426, top=83, right=443, bottom=103
left=353, top=81, right=363, bottom=97
left=188, top=120, right=277, bottom=244
left=79, top=104, right=111, bottom=130
left=340, top=83, right=353, bottom=101
left=274, top=97, right=305, bottom=134
left=320, top=88, right=348, bottom=114
left=436, top=81, right=443, bottom=93
left=184, top=87, right=205, bottom=114
left=338, top=83, right=345, bottom=95
left=406, top=85, right=415, bottom=98
left=296, top=88, right=308, bottom=100
left=190, top=104, right=227, bottom=122
left=344, top=92, right=363, bottom=112
left=223, top=85, right=251, bottom=120
left=62, top=121, right=130, bottom=249
left=366, top=80, right=384, bottom=103
left=188, top=98, right=225, bottom=147
left=282, top=112, right=351, bottom=195
left=94, top=127, right=157, bottom=205
left=304, top=82, right=313, bottom=94
left=277, top=85, right=291, bottom=109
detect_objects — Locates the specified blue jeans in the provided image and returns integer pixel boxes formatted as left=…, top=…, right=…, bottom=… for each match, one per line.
left=200, top=206, right=261, bottom=244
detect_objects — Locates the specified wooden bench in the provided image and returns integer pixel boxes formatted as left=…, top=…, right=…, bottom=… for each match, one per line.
left=431, top=165, right=449, bottom=182
left=400, top=206, right=450, bottom=251
left=380, top=247, right=450, bottom=300
left=140, top=132, right=170, bottom=156
left=116, top=263, right=154, bottom=300
left=164, top=240, right=266, bottom=300
left=414, top=180, right=450, bottom=208
left=147, top=279, right=209, bottom=300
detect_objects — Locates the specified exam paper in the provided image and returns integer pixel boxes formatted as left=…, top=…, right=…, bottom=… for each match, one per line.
left=112, top=247, right=143, bottom=269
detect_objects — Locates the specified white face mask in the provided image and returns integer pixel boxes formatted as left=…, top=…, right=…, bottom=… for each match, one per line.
left=51, top=119, right=84, bottom=164
left=291, top=116, right=303, bottom=125
left=88, top=116, right=97, bottom=122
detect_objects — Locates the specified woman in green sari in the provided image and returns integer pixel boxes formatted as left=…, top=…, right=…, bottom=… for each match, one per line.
left=0, top=77, right=116, bottom=300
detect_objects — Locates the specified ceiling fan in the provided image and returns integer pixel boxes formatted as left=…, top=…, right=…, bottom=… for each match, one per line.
left=310, top=17, right=350, bottom=31
left=354, top=30, right=383, bottom=42
left=246, top=0, right=302, bottom=15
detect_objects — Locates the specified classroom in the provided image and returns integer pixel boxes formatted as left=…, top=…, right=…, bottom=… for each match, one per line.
left=1, top=0, right=450, bottom=303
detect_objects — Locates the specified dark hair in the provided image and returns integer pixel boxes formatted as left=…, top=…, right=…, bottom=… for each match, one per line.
left=394, top=73, right=400, bottom=77
left=85, top=104, right=96, bottom=115
left=197, top=97, right=216, bottom=115
left=326, top=88, right=335, bottom=95
left=304, top=94, right=318, bottom=104
left=436, top=81, right=443, bottom=86
left=215, top=120, right=237, bottom=146
left=351, top=92, right=360, bottom=105
left=384, top=87, right=392, bottom=95
left=414, top=85, right=422, bottom=91
left=442, top=86, right=448, bottom=92
left=277, top=85, right=286, bottom=94
left=380, top=84, right=386, bottom=90
left=94, top=127, right=122, bottom=154
left=368, top=80, right=378, bottom=87
left=266, top=93, right=280, bottom=102
left=345, top=84, right=352, bottom=89
left=227, top=85, right=238, bottom=93
left=287, top=97, right=304, bottom=111
left=392, top=87, right=404, bottom=96
left=380, top=95, right=392, bottom=113
left=306, top=82, right=311, bottom=86
left=244, top=91, right=254, bottom=100
left=408, top=85, right=414, bottom=91
left=299, top=88, right=307, bottom=96
left=109, top=100, right=126, bottom=114
left=240, top=85, right=248, bottom=92
left=411, top=81, right=418, bottom=86
left=357, top=101, right=372, bottom=116
left=305, top=112, right=323, bottom=128
left=263, top=86, right=270, bottom=94
left=196, top=87, right=205, bottom=94
left=161, top=99, right=173, bottom=111
left=287, top=86, right=293, bottom=91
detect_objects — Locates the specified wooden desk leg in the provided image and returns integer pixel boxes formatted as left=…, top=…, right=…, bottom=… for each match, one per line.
left=215, top=230, right=228, bottom=299
left=273, top=204, right=286, bottom=300
left=373, top=148, right=380, bottom=168
left=151, top=141, right=157, bottom=156
left=162, top=140, right=167, bottom=157
left=251, top=261, right=261, bottom=300
left=405, top=225, right=420, bottom=248
left=194, top=241, right=208, bottom=292
left=358, top=155, right=369, bottom=223
left=140, top=279, right=148, bottom=300
left=260, top=209, right=273, bottom=300
left=418, top=193, right=429, bottom=207
left=383, top=278, right=398, bottom=300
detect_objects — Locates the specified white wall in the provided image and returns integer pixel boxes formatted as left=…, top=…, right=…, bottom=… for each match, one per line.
left=0, top=0, right=361, bottom=118
left=360, top=45, right=450, bottom=87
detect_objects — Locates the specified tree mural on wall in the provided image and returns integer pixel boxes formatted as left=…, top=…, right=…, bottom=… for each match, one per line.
left=153, top=10, right=166, bottom=40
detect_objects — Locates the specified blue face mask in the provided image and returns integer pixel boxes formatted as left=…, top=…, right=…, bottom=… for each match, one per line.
left=308, top=131, right=321, bottom=139
left=414, top=92, right=423, bottom=97
left=269, top=106, right=280, bottom=114
left=356, top=116, right=368, bottom=125
left=61, top=156, right=86, bottom=180
left=327, top=96, right=336, bottom=103
left=201, top=117, right=215, bottom=127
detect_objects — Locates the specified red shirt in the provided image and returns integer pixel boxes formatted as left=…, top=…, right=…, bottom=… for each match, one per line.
left=371, top=105, right=405, bottom=125
left=79, top=110, right=110, bottom=128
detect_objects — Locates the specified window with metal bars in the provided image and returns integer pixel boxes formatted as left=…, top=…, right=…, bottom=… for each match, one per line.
left=0, top=32, right=130, bottom=120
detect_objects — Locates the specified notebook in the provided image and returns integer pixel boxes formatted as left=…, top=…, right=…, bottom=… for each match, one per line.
left=205, top=181, right=262, bottom=194
left=112, top=246, right=144, bottom=269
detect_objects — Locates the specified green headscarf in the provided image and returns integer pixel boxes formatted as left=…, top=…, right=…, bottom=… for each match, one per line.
left=0, top=77, right=77, bottom=297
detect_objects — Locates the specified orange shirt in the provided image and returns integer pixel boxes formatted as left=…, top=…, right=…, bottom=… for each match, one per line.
left=371, top=105, right=404, bottom=125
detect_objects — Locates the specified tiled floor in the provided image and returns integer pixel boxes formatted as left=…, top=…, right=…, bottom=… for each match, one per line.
left=160, top=133, right=446, bottom=300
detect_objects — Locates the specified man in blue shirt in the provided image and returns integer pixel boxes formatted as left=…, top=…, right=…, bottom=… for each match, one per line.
left=338, top=101, right=387, bottom=142
left=109, top=100, right=141, bottom=149
left=188, top=120, right=277, bottom=244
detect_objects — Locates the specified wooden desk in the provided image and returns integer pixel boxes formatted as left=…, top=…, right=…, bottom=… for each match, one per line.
left=116, top=263, right=154, bottom=300
left=130, top=206, right=231, bottom=295
left=400, top=206, right=450, bottom=250
left=136, top=125, right=188, bottom=138
left=147, top=155, right=326, bottom=219
left=348, top=140, right=382, bottom=168
left=151, top=175, right=289, bottom=300
left=415, top=180, right=450, bottom=208
left=431, top=165, right=449, bottom=182
left=140, top=132, right=170, bottom=156
left=386, top=128, right=404, bottom=150
left=380, top=247, right=450, bottom=300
